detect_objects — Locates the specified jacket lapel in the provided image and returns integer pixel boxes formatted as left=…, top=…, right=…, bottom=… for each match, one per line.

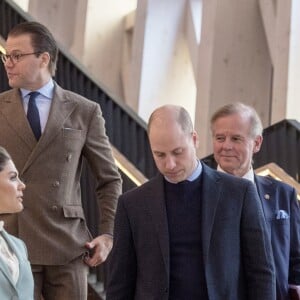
left=145, top=175, right=170, bottom=275
left=255, top=175, right=275, bottom=222
left=201, top=164, right=222, bottom=263
left=0, top=231, right=18, bottom=290
left=22, top=84, right=77, bottom=173
left=0, top=89, right=37, bottom=150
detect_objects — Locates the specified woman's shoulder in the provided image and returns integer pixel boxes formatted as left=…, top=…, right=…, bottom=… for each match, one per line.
left=1, top=229, right=27, bottom=253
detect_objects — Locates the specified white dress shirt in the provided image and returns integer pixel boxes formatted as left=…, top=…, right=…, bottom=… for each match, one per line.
left=217, top=165, right=255, bottom=183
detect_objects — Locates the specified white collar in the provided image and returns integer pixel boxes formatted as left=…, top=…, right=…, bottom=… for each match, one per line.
left=217, top=165, right=255, bottom=183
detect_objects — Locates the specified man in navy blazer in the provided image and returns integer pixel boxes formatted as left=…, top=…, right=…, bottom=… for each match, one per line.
left=210, top=102, right=300, bottom=299
left=107, top=105, right=276, bottom=300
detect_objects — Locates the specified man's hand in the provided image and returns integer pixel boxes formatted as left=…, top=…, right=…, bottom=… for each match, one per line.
left=84, top=234, right=113, bottom=267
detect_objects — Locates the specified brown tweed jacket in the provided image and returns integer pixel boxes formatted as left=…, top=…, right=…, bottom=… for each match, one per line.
left=0, top=83, right=122, bottom=265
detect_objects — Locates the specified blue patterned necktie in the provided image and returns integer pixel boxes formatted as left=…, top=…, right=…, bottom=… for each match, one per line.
left=27, top=91, right=41, bottom=140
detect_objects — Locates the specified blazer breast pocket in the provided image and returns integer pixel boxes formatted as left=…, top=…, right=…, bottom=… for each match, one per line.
left=273, top=218, right=290, bottom=226
left=62, top=127, right=82, bottom=139
left=273, top=209, right=290, bottom=225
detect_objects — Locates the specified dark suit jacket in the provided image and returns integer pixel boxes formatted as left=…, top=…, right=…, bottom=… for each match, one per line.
left=0, top=229, right=34, bottom=300
left=107, top=163, right=275, bottom=300
left=255, top=175, right=300, bottom=299
left=0, top=83, right=122, bottom=265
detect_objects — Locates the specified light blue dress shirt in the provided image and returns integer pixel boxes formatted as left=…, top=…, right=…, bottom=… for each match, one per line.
left=164, top=159, right=202, bottom=183
left=186, top=159, right=202, bottom=181
left=21, top=79, right=54, bottom=134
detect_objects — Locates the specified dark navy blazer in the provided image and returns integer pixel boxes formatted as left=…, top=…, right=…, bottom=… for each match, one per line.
left=255, top=175, right=300, bottom=300
left=107, top=163, right=276, bottom=300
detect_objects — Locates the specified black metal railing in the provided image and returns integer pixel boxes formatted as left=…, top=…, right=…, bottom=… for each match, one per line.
left=202, top=119, right=300, bottom=183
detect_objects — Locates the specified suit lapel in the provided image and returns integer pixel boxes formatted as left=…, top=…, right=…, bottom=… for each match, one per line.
left=145, top=175, right=170, bottom=275
left=255, top=175, right=275, bottom=222
left=22, top=84, right=77, bottom=173
left=0, top=256, right=15, bottom=289
left=0, top=89, right=37, bottom=150
left=0, top=85, right=77, bottom=173
left=201, top=164, right=222, bottom=263
left=0, top=231, right=18, bottom=290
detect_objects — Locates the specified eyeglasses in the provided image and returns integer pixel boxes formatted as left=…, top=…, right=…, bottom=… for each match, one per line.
left=1, top=52, right=41, bottom=64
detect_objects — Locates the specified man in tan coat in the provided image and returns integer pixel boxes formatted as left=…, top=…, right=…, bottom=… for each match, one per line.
left=0, top=21, right=122, bottom=300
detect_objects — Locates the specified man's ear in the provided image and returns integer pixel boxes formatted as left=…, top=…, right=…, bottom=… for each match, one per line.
left=40, top=52, right=50, bottom=68
left=253, top=135, right=263, bottom=153
left=192, top=130, right=199, bottom=149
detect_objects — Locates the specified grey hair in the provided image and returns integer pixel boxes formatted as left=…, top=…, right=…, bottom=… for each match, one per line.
left=210, top=102, right=263, bottom=137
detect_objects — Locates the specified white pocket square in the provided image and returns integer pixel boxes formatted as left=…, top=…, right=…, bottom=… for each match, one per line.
left=275, top=210, right=289, bottom=220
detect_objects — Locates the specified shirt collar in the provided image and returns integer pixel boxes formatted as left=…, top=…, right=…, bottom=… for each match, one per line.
left=186, top=159, right=202, bottom=181
left=217, top=165, right=255, bottom=183
left=164, top=159, right=202, bottom=183
left=20, top=78, right=54, bottom=99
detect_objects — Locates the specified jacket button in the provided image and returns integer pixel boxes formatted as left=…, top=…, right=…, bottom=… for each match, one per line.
left=52, top=205, right=58, bottom=211
left=53, top=181, right=60, bottom=187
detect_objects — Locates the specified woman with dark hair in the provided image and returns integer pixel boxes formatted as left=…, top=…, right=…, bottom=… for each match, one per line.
left=0, top=146, right=33, bottom=299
